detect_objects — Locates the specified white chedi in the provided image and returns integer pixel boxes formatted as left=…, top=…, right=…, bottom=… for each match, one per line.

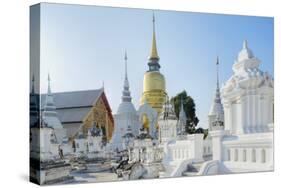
left=209, top=41, right=274, bottom=173
left=208, top=57, right=224, bottom=131
left=221, top=40, right=274, bottom=134
left=111, top=52, right=140, bottom=151
left=42, top=74, right=66, bottom=144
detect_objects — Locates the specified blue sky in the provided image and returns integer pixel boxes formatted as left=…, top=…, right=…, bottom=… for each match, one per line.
left=38, top=3, right=274, bottom=128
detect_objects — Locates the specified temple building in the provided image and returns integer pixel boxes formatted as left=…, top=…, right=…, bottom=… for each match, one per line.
left=140, top=14, right=167, bottom=114
left=111, top=52, right=140, bottom=151
left=210, top=40, right=274, bottom=172
left=208, top=57, right=224, bottom=131
left=41, top=87, right=114, bottom=142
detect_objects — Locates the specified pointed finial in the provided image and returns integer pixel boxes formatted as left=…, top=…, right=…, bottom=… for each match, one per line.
left=180, top=95, right=184, bottom=111
left=124, top=50, right=128, bottom=79
left=47, top=73, right=51, bottom=94
left=149, top=12, right=159, bottom=60
left=243, top=40, right=248, bottom=49
left=31, top=73, right=35, bottom=94
left=102, top=80, right=104, bottom=89
left=152, top=12, right=155, bottom=26
left=124, top=50, right=128, bottom=61
left=216, top=56, right=220, bottom=89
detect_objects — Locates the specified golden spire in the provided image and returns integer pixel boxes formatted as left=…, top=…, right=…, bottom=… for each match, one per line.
left=149, top=13, right=159, bottom=60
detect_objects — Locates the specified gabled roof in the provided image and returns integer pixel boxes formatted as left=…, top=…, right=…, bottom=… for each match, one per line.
left=56, top=107, right=91, bottom=124
left=41, top=89, right=103, bottom=109
left=40, top=88, right=114, bottom=124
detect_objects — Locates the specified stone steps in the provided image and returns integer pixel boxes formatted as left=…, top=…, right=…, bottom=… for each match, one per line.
left=182, top=162, right=204, bottom=176
left=182, top=171, right=198, bottom=176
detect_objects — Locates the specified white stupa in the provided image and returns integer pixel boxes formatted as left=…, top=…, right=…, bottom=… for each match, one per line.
left=111, top=52, right=140, bottom=151
left=208, top=57, right=224, bottom=131
left=42, top=74, right=66, bottom=144
left=221, top=40, right=274, bottom=134
left=209, top=40, right=274, bottom=172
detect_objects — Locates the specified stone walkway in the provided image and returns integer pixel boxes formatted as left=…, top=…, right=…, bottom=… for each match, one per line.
left=70, top=171, right=118, bottom=183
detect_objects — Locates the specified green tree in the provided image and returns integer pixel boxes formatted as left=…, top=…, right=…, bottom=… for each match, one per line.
left=171, top=90, right=199, bottom=134
left=195, top=127, right=208, bottom=139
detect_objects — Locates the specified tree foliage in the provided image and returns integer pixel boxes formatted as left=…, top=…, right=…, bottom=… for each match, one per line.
left=195, top=127, right=208, bottom=139
left=171, top=90, right=199, bottom=134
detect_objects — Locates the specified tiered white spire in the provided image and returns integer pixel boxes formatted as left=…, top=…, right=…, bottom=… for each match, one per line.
left=178, top=96, right=187, bottom=134
left=121, top=51, right=132, bottom=103
left=42, top=74, right=66, bottom=143
left=42, top=74, right=63, bottom=129
left=179, top=97, right=187, bottom=121
left=43, top=73, right=56, bottom=114
left=209, top=57, right=224, bottom=122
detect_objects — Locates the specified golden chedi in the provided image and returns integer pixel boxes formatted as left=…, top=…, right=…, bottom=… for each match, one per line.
left=140, top=14, right=167, bottom=114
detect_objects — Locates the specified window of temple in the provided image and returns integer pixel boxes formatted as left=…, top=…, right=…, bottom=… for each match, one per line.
left=261, top=149, right=266, bottom=163
left=235, top=149, right=238, bottom=161
left=243, top=149, right=247, bottom=162
left=252, top=149, right=256, bottom=162
left=204, top=147, right=206, bottom=154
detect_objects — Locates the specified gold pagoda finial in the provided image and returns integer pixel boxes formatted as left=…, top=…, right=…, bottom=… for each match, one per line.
left=149, top=12, right=159, bottom=60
